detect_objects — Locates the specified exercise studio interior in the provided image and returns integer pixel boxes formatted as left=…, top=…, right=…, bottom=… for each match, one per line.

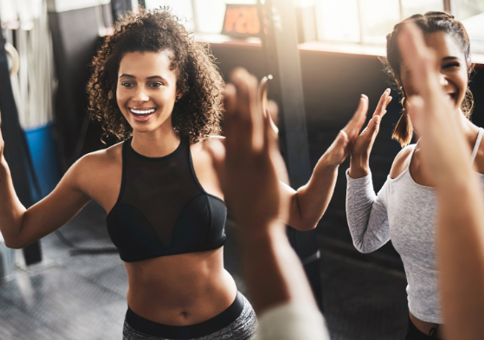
left=1, top=1, right=484, bottom=340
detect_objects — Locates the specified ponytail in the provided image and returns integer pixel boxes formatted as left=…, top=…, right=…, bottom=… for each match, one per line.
left=391, top=90, right=413, bottom=147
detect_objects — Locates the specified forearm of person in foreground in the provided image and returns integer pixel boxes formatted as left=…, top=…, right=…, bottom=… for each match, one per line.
left=399, top=23, right=484, bottom=340
left=211, top=68, right=329, bottom=339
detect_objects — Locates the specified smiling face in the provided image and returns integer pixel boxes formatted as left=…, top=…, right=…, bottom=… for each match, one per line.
left=399, top=31, right=469, bottom=111
left=116, top=50, right=182, bottom=135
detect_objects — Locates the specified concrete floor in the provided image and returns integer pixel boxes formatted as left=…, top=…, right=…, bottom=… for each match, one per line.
left=0, top=201, right=409, bottom=340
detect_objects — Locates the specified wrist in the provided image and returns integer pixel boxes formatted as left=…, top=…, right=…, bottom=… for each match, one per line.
left=319, top=152, right=340, bottom=171
left=349, top=156, right=370, bottom=178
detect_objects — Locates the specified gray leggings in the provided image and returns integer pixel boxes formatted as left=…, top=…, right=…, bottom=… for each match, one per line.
left=123, top=293, right=257, bottom=340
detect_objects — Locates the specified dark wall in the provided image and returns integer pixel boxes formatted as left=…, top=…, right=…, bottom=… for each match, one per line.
left=210, top=43, right=484, bottom=264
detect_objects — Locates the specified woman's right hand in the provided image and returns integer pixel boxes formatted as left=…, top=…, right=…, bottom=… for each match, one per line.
left=349, top=89, right=392, bottom=178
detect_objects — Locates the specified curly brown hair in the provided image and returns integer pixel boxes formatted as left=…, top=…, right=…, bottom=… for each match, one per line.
left=382, top=11, right=474, bottom=147
left=88, top=7, right=224, bottom=143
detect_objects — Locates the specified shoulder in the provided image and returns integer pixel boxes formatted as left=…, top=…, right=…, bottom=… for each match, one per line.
left=190, top=135, right=225, bottom=160
left=389, top=144, right=415, bottom=179
left=74, top=142, right=123, bottom=170
left=66, top=142, right=123, bottom=186
left=474, top=133, right=484, bottom=175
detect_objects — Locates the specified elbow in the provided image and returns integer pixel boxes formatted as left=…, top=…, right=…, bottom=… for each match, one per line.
left=2, top=231, right=27, bottom=249
left=3, top=238, right=24, bottom=250
left=293, top=221, right=318, bottom=231
left=352, top=240, right=373, bottom=254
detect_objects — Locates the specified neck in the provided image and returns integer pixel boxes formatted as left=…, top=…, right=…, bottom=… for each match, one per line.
left=131, top=122, right=181, bottom=158
left=417, top=109, right=479, bottom=151
left=455, top=109, right=480, bottom=146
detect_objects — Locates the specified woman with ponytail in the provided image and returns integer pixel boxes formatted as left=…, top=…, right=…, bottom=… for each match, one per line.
left=345, top=12, right=484, bottom=340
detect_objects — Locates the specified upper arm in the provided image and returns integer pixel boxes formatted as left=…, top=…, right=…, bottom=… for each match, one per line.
left=389, top=145, right=415, bottom=179
left=15, top=155, right=95, bottom=248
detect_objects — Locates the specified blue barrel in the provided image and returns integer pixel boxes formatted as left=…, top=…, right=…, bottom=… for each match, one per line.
left=24, top=121, right=61, bottom=199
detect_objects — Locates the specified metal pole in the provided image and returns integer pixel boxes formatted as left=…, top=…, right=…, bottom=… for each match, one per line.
left=257, top=0, right=323, bottom=311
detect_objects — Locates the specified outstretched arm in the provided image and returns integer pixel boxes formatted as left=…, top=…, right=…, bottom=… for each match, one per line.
left=399, top=23, right=484, bottom=340
left=0, top=112, right=91, bottom=248
left=284, top=90, right=392, bottom=231
left=213, top=67, right=329, bottom=339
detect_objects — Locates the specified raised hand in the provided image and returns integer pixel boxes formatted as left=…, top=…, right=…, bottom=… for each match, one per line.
left=214, top=68, right=289, bottom=230
left=348, top=89, right=392, bottom=178
left=322, top=95, right=369, bottom=170
left=398, top=24, right=466, bottom=183
left=258, top=75, right=279, bottom=138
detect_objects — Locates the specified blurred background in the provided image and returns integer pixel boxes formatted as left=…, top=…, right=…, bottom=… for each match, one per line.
left=0, top=0, right=483, bottom=339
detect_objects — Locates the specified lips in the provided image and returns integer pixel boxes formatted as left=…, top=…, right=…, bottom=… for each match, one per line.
left=129, top=107, right=156, bottom=122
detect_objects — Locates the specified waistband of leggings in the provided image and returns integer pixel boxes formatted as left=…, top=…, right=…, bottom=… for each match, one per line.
left=407, top=316, right=439, bottom=340
left=126, top=291, right=244, bottom=339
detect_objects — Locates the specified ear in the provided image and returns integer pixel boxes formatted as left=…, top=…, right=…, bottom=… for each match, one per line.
left=175, top=91, right=184, bottom=102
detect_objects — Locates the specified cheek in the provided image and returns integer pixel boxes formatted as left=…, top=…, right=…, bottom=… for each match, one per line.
left=116, top=88, right=127, bottom=107
left=455, top=70, right=469, bottom=104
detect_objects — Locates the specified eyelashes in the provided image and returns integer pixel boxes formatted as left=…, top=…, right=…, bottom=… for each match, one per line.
left=443, top=62, right=460, bottom=69
left=120, top=82, right=165, bottom=88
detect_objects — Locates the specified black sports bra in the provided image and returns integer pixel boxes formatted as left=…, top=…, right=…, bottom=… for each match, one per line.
left=106, top=137, right=227, bottom=262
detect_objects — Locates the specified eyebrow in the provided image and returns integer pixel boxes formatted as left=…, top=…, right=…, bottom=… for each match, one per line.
left=119, top=74, right=168, bottom=81
left=442, top=56, right=459, bottom=61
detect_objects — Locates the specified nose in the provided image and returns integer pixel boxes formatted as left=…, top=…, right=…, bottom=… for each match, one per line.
left=439, top=72, right=449, bottom=87
left=132, top=86, right=149, bottom=102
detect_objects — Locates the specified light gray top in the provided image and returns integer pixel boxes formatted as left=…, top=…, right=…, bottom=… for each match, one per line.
left=345, top=128, right=484, bottom=324
left=256, top=302, right=329, bottom=340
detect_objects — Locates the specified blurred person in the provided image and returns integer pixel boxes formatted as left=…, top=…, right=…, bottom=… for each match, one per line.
left=398, top=23, right=484, bottom=340
left=210, top=68, right=332, bottom=339
left=345, top=12, right=484, bottom=340
left=0, top=7, right=387, bottom=340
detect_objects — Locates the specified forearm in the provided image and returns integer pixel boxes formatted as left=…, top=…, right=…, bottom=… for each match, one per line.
left=287, top=153, right=338, bottom=231
left=346, top=170, right=390, bottom=253
left=437, top=177, right=484, bottom=340
left=349, top=153, right=370, bottom=178
left=0, top=156, right=27, bottom=247
left=238, top=224, right=318, bottom=315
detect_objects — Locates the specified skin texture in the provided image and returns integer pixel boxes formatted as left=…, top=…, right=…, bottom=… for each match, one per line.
left=349, top=29, right=484, bottom=338
left=211, top=68, right=318, bottom=315
left=399, top=23, right=484, bottom=340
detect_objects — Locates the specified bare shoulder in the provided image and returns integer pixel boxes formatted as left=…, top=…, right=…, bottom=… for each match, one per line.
left=67, top=142, right=123, bottom=192
left=389, top=144, right=415, bottom=179
left=191, top=135, right=225, bottom=160
left=74, top=142, right=123, bottom=172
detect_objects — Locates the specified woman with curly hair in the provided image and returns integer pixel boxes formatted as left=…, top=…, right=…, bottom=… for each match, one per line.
left=345, top=12, right=484, bottom=340
left=0, top=7, right=380, bottom=340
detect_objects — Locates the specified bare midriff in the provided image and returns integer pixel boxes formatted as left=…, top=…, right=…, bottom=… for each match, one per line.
left=124, top=247, right=237, bottom=326
left=409, top=312, right=447, bottom=340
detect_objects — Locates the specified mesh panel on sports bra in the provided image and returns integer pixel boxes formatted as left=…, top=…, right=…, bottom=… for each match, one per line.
left=106, top=137, right=227, bottom=262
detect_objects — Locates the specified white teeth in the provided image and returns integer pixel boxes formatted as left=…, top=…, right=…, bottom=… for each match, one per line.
left=130, top=108, right=155, bottom=115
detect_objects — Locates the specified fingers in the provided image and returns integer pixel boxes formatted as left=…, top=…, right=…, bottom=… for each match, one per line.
left=223, top=84, right=238, bottom=153
left=265, top=101, right=289, bottom=184
left=228, top=68, right=263, bottom=155
left=398, top=23, right=439, bottom=96
left=258, top=76, right=269, bottom=117
left=373, top=89, right=392, bottom=119
left=343, top=95, right=369, bottom=139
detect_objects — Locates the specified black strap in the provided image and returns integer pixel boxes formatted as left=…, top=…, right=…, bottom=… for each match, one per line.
left=0, top=31, right=42, bottom=264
